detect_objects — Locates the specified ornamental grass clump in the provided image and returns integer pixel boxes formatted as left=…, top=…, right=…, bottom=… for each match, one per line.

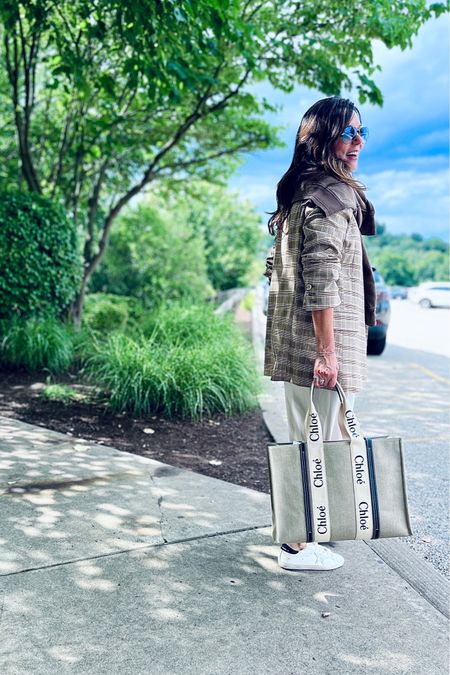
left=83, top=305, right=260, bottom=419
left=0, top=318, right=75, bottom=373
left=140, top=302, right=234, bottom=347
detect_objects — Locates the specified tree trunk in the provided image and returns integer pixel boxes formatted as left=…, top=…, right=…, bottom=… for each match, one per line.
left=71, top=273, right=89, bottom=328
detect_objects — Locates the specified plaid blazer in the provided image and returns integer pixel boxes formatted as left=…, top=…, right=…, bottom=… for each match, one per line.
left=264, top=175, right=376, bottom=393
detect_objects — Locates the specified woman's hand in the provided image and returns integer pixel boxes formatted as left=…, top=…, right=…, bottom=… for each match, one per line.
left=311, top=307, right=339, bottom=388
left=313, top=351, right=339, bottom=389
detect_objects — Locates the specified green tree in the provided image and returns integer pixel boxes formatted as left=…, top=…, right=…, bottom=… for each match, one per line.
left=177, top=183, right=265, bottom=290
left=0, top=0, right=446, bottom=321
left=422, top=237, right=449, bottom=253
left=373, top=250, right=417, bottom=286
left=366, top=224, right=450, bottom=285
left=410, top=232, right=423, bottom=242
left=415, top=251, right=450, bottom=282
left=90, top=198, right=214, bottom=308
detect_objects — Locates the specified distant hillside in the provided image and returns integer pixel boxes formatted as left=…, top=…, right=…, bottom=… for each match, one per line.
left=365, top=224, right=449, bottom=286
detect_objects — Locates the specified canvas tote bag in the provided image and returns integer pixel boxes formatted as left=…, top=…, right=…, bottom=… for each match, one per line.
left=267, top=382, right=412, bottom=544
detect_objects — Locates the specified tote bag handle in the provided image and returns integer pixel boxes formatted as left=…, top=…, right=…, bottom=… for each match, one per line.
left=303, top=381, right=375, bottom=541
left=303, top=381, right=363, bottom=441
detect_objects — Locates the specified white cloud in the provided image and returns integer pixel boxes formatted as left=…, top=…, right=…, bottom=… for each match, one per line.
left=414, top=130, right=450, bottom=151
left=362, top=167, right=449, bottom=238
left=229, top=165, right=279, bottom=216
left=229, top=176, right=276, bottom=207
left=356, top=14, right=449, bottom=134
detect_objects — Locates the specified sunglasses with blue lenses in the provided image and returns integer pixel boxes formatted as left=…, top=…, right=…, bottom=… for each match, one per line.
left=341, top=125, right=369, bottom=144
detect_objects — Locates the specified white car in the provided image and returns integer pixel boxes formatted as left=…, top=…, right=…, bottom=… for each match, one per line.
left=408, top=281, right=450, bottom=308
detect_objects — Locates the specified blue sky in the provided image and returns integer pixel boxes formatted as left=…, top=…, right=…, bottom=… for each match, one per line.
left=229, top=14, right=449, bottom=241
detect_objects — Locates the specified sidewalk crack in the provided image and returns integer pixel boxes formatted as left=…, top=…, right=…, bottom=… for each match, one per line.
left=0, top=524, right=270, bottom=578
left=0, top=593, right=4, bottom=629
left=157, top=495, right=167, bottom=543
left=149, top=470, right=168, bottom=543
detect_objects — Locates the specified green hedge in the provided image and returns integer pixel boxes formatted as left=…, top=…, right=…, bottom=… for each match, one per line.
left=0, top=191, right=81, bottom=319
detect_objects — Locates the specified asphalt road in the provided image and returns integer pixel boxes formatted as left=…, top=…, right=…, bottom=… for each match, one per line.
left=386, top=298, right=450, bottom=359
left=357, top=299, right=449, bottom=578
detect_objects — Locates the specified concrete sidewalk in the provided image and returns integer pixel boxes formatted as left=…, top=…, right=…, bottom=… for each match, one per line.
left=0, top=288, right=448, bottom=674
left=0, top=416, right=448, bottom=675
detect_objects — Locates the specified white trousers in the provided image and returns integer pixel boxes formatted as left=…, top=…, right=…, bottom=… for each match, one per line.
left=283, top=382, right=356, bottom=442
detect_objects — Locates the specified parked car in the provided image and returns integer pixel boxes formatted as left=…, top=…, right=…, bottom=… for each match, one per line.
left=389, top=285, right=408, bottom=300
left=408, top=281, right=450, bottom=308
left=367, top=270, right=391, bottom=355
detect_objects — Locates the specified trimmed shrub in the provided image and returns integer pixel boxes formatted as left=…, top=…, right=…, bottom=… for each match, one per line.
left=83, top=294, right=129, bottom=332
left=83, top=293, right=146, bottom=333
left=0, top=317, right=75, bottom=372
left=0, top=191, right=81, bottom=320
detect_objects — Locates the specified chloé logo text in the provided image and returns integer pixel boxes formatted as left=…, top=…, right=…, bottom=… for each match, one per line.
left=345, top=410, right=359, bottom=437
left=312, top=458, right=324, bottom=487
left=309, top=412, right=320, bottom=442
left=358, top=501, right=370, bottom=531
left=354, top=455, right=366, bottom=484
left=316, top=505, right=328, bottom=535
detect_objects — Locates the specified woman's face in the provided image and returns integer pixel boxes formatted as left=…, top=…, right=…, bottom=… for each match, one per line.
left=333, top=111, right=364, bottom=172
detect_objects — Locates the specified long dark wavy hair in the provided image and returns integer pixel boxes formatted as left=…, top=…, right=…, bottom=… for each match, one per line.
left=267, top=96, right=366, bottom=235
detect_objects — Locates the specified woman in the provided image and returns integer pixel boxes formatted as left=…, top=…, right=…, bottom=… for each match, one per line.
left=264, top=96, right=377, bottom=571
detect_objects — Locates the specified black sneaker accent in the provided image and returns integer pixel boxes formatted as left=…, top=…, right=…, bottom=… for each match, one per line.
left=281, top=543, right=300, bottom=554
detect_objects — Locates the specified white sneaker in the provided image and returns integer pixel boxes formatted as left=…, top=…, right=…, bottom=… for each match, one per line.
left=278, top=543, right=344, bottom=571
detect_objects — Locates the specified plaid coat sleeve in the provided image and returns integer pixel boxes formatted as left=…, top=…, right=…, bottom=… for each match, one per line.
left=301, top=207, right=349, bottom=311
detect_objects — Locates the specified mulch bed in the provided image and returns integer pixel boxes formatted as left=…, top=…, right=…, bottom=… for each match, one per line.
left=0, top=367, right=273, bottom=494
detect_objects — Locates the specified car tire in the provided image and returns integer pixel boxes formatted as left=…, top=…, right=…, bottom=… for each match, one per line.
left=419, top=298, right=432, bottom=308
left=367, top=336, right=386, bottom=356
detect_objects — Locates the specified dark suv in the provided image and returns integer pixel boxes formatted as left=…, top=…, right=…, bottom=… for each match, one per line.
left=367, top=269, right=391, bottom=355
